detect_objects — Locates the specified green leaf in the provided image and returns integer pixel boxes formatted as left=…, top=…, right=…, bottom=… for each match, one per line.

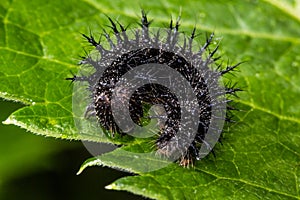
left=1, top=0, right=300, bottom=199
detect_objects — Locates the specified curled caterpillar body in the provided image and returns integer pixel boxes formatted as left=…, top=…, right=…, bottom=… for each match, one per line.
left=69, top=11, right=240, bottom=167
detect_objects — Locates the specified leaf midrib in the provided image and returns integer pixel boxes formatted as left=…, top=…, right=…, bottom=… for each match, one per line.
left=82, top=0, right=300, bottom=44
left=236, top=99, right=300, bottom=124
left=263, top=0, right=300, bottom=24
left=0, top=47, right=75, bottom=68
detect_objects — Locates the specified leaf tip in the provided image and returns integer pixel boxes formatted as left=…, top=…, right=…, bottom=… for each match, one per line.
left=76, top=168, right=84, bottom=175
left=77, top=157, right=102, bottom=175
left=76, top=162, right=90, bottom=175
left=105, top=183, right=117, bottom=190
left=2, top=116, right=15, bottom=125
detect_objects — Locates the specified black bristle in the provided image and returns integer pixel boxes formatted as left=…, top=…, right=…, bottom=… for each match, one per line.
left=220, top=62, right=243, bottom=75
left=82, top=33, right=99, bottom=47
left=140, top=10, right=152, bottom=28
left=107, top=16, right=119, bottom=34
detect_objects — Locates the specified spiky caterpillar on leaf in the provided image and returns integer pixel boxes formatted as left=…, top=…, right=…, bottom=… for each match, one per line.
left=67, top=11, right=241, bottom=167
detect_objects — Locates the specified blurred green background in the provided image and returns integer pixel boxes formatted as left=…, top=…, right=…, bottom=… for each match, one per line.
left=0, top=99, right=142, bottom=199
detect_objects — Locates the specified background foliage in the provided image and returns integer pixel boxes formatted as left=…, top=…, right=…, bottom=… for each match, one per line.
left=0, top=0, right=300, bottom=199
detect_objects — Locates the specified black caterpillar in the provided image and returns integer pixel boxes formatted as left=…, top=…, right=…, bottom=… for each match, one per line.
left=67, top=11, right=240, bottom=167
